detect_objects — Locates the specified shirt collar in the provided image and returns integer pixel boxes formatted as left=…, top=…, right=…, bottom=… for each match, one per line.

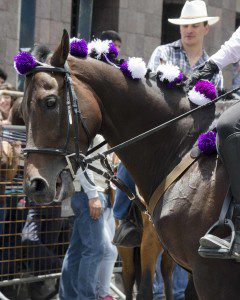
left=170, top=39, right=209, bottom=59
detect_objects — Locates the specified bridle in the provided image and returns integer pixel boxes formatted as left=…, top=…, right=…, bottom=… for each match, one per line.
left=22, top=63, right=92, bottom=177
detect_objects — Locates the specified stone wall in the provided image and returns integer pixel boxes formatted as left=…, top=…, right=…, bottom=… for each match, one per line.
left=0, top=0, right=237, bottom=89
left=118, top=0, right=164, bottom=62
left=0, top=0, right=21, bottom=86
left=34, top=0, right=71, bottom=50
left=205, top=0, right=237, bottom=88
left=0, top=0, right=72, bottom=87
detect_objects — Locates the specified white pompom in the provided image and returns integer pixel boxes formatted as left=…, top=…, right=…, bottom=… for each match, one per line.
left=128, top=57, right=147, bottom=79
left=156, top=64, right=181, bottom=82
left=88, top=39, right=110, bottom=59
left=188, top=89, right=211, bottom=106
left=70, top=37, right=79, bottom=43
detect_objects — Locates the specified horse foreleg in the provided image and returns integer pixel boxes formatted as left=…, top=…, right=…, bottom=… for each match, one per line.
left=118, top=247, right=136, bottom=300
left=185, top=273, right=199, bottom=300
left=137, top=216, right=161, bottom=300
left=161, top=250, right=174, bottom=300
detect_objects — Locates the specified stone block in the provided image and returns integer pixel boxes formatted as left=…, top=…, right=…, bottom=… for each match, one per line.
left=62, top=22, right=71, bottom=34
left=223, top=0, right=236, bottom=11
left=0, top=0, right=8, bottom=11
left=128, top=0, right=140, bottom=12
left=118, top=32, right=136, bottom=57
left=6, top=38, right=18, bottom=63
left=36, top=0, right=51, bottom=19
left=7, top=12, right=19, bottom=39
left=119, top=10, right=145, bottom=34
left=144, top=36, right=160, bottom=62
left=135, top=34, right=145, bottom=57
left=223, top=66, right=233, bottom=90
left=51, top=0, right=62, bottom=21
left=120, top=0, right=128, bottom=9
left=5, top=62, right=17, bottom=86
left=39, top=19, right=51, bottom=45
left=145, top=13, right=162, bottom=38
left=208, top=0, right=223, bottom=9
left=152, top=0, right=163, bottom=16
left=7, top=0, right=20, bottom=14
left=50, top=20, right=64, bottom=47
left=34, top=18, right=41, bottom=43
left=0, top=11, right=7, bottom=36
left=0, top=37, right=6, bottom=57
left=118, top=8, right=129, bottom=32
left=220, top=9, right=236, bottom=40
left=61, top=0, right=71, bottom=23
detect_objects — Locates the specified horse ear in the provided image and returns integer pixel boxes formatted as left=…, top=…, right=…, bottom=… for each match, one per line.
left=50, top=29, right=69, bottom=67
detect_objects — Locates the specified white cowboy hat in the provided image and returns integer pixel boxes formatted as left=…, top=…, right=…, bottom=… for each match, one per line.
left=168, top=0, right=219, bottom=26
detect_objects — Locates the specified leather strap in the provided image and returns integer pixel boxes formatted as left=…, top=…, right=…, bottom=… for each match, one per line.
left=148, top=152, right=198, bottom=216
left=219, top=188, right=232, bottom=225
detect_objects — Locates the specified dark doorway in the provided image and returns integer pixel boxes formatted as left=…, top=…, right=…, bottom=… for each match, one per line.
left=91, top=0, right=120, bottom=40
left=71, top=0, right=80, bottom=37
left=161, top=2, right=184, bottom=44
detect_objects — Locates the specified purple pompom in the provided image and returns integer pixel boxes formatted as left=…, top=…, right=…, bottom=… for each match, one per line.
left=14, top=52, right=37, bottom=75
left=107, top=42, right=118, bottom=59
left=167, top=72, right=184, bottom=88
left=70, top=38, right=88, bottom=58
left=195, top=80, right=217, bottom=101
left=120, top=60, right=132, bottom=78
left=198, top=130, right=217, bottom=155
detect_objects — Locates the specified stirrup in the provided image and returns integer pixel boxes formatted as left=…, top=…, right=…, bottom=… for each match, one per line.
left=198, top=219, right=235, bottom=259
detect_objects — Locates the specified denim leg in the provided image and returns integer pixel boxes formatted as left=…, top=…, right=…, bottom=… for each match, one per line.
left=60, top=192, right=104, bottom=300
left=97, top=207, right=118, bottom=297
left=59, top=218, right=82, bottom=300
left=113, top=163, right=135, bottom=220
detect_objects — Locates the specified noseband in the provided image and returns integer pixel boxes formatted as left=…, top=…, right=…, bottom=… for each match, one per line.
left=23, top=64, right=92, bottom=177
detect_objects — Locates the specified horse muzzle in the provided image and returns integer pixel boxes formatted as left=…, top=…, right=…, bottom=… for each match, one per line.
left=24, top=170, right=75, bottom=204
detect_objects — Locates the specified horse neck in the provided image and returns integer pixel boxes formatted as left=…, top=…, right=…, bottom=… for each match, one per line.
left=75, top=59, right=215, bottom=201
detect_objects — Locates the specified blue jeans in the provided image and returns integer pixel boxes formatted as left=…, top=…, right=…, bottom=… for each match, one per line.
left=153, top=254, right=188, bottom=300
left=113, top=163, right=135, bottom=220
left=97, top=205, right=118, bottom=297
left=59, top=192, right=104, bottom=300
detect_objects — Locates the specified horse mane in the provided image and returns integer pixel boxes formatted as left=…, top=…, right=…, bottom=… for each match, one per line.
left=31, top=44, right=52, bottom=63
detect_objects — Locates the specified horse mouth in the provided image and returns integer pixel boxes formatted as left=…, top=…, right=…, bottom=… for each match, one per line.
left=55, top=175, right=62, bottom=199
left=54, top=170, right=75, bottom=202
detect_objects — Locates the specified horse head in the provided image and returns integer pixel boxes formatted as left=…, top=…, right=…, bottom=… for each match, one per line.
left=22, top=30, right=102, bottom=204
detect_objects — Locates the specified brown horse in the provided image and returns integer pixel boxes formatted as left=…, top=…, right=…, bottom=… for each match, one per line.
left=118, top=213, right=174, bottom=300
left=21, top=31, right=240, bottom=299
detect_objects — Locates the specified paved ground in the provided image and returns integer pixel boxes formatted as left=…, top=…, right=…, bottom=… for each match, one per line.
left=0, top=272, right=131, bottom=300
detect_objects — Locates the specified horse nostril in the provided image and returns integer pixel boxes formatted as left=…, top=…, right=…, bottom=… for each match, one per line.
left=30, top=178, right=46, bottom=193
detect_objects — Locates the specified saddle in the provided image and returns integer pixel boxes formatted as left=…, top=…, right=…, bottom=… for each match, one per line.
left=112, top=202, right=143, bottom=248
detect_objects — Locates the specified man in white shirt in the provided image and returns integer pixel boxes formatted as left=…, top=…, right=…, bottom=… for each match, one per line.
left=186, top=26, right=240, bottom=260
left=59, top=135, right=118, bottom=300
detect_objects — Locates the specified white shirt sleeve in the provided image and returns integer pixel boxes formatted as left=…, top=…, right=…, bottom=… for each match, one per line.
left=211, top=26, right=240, bottom=69
left=75, top=167, right=98, bottom=199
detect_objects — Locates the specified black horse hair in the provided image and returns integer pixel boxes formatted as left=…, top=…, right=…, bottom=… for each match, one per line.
left=31, top=44, right=51, bottom=63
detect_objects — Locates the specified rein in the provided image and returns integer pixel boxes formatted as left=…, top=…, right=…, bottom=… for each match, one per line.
left=22, top=61, right=240, bottom=215
left=84, top=86, right=240, bottom=164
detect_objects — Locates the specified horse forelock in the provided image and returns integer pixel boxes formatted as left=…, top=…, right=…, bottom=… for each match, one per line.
left=31, top=45, right=52, bottom=63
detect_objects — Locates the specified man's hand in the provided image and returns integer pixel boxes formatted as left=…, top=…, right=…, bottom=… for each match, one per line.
left=89, top=197, right=102, bottom=220
left=185, top=60, right=219, bottom=92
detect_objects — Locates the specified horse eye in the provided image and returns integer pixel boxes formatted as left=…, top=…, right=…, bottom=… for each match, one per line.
left=45, top=97, right=56, bottom=109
